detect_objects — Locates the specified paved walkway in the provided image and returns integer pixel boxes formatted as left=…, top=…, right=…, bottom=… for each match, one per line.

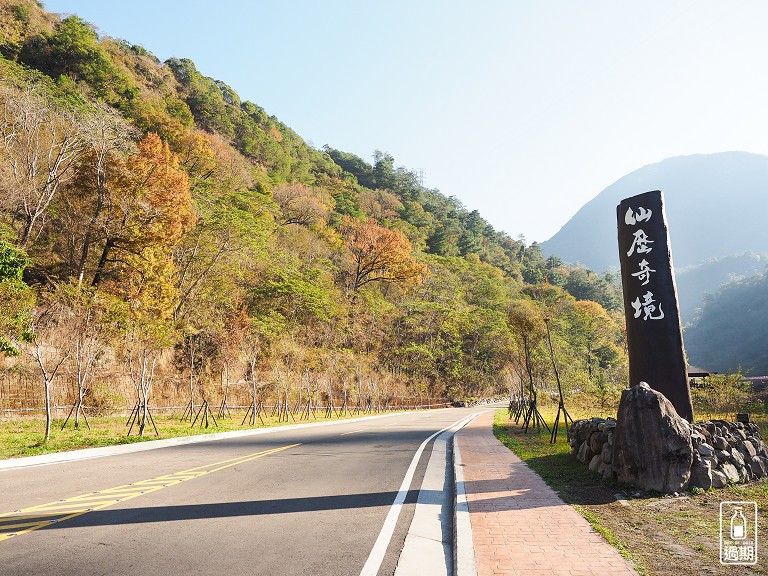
left=457, top=412, right=638, bottom=576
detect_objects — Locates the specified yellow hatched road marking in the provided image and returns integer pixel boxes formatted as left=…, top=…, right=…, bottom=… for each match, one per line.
left=0, top=443, right=299, bottom=542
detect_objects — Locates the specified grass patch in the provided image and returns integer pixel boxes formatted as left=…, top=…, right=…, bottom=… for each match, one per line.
left=0, top=409, right=392, bottom=460
left=493, top=409, right=768, bottom=576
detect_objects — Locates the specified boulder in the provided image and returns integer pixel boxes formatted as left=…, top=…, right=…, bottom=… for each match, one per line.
left=688, top=461, right=713, bottom=490
left=711, top=469, right=728, bottom=489
left=589, top=454, right=603, bottom=472
left=713, top=436, right=728, bottom=450
left=739, top=440, right=758, bottom=459
left=692, top=450, right=701, bottom=466
left=739, top=466, right=750, bottom=482
left=590, top=431, right=609, bottom=454
left=612, top=383, right=693, bottom=493
left=721, top=462, right=740, bottom=483
left=690, top=431, right=705, bottom=446
left=698, top=443, right=714, bottom=457
left=601, top=442, right=612, bottom=464
left=577, top=441, right=593, bottom=464
left=730, top=449, right=745, bottom=468
left=749, top=456, right=767, bottom=479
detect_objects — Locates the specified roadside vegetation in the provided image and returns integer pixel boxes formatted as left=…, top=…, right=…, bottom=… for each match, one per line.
left=494, top=393, right=768, bottom=576
left=1, top=1, right=628, bottom=448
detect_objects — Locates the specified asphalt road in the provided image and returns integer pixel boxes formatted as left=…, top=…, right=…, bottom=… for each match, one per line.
left=0, top=407, right=484, bottom=576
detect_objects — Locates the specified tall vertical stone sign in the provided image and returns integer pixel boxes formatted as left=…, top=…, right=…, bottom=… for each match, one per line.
left=617, top=190, right=693, bottom=422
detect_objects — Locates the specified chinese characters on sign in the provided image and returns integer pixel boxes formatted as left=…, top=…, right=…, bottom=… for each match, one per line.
left=617, top=190, right=693, bottom=421
left=624, top=207, right=664, bottom=321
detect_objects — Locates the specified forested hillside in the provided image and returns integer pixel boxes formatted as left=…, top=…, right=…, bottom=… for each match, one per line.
left=0, top=1, right=626, bottom=418
left=685, top=271, right=768, bottom=375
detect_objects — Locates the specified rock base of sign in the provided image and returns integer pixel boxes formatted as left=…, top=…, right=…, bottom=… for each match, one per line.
left=568, top=384, right=768, bottom=493
left=611, top=383, right=693, bottom=493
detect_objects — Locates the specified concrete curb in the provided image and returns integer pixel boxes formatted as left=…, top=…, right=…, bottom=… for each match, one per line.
left=453, top=424, right=478, bottom=576
left=0, top=410, right=446, bottom=472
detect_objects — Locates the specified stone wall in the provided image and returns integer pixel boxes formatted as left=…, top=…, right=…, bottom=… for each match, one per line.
left=569, top=416, right=768, bottom=491
left=569, top=417, right=616, bottom=480
left=690, top=420, right=768, bottom=489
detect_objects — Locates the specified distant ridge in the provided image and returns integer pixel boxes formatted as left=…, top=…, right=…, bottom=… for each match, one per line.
left=540, top=151, right=768, bottom=272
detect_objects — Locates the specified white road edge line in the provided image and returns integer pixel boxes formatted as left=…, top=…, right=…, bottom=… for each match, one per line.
left=394, top=411, right=481, bottom=576
left=340, top=429, right=365, bottom=436
left=359, top=412, right=478, bottom=576
left=454, top=424, right=479, bottom=576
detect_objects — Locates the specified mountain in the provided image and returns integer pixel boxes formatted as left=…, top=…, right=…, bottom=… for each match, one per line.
left=541, top=152, right=768, bottom=272
left=541, top=152, right=768, bottom=374
left=541, top=152, right=768, bottom=324
left=676, top=252, right=768, bottom=323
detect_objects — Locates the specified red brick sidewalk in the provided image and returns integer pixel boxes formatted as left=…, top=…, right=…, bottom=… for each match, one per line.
left=458, top=411, right=639, bottom=576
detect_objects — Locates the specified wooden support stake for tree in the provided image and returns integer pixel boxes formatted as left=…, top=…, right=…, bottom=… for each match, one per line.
left=544, top=318, right=574, bottom=443
left=521, top=335, right=550, bottom=434
left=191, top=399, right=218, bottom=428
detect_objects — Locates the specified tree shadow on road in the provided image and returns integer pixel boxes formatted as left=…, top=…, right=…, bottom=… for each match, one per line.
left=15, top=489, right=429, bottom=532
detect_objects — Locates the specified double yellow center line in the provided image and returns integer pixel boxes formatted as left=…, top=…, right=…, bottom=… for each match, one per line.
left=0, top=443, right=300, bottom=542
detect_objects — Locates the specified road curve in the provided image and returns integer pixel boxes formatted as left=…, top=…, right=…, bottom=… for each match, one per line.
left=0, top=407, right=486, bottom=576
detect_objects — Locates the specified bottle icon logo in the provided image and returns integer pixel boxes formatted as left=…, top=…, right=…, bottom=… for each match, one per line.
left=720, top=501, right=758, bottom=565
left=730, top=507, right=746, bottom=540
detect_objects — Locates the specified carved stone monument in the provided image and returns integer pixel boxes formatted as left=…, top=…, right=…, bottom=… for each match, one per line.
left=617, top=190, right=694, bottom=422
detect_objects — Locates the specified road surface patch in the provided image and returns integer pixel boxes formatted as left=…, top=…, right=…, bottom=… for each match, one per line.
left=0, top=443, right=299, bottom=542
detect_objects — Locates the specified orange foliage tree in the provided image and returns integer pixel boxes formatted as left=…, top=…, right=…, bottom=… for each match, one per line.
left=339, top=216, right=425, bottom=292
left=91, top=132, right=195, bottom=287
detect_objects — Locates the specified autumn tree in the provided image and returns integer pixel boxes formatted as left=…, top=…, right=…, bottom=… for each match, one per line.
left=70, top=103, right=136, bottom=285
left=120, top=246, right=182, bottom=436
left=339, top=216, right=425, bottom=292
left=91, top=132, right=195, bottom=286
left=357, top=188, right=403, bottom=222
left=100, top=133, right=194, bottom=436
left=272, top=182, right=333, bottom=227
left=0, top=82, right=86, bottom=246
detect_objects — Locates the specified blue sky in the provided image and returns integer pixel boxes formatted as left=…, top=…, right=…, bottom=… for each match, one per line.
left=42, top=1, right=768, bottom=243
